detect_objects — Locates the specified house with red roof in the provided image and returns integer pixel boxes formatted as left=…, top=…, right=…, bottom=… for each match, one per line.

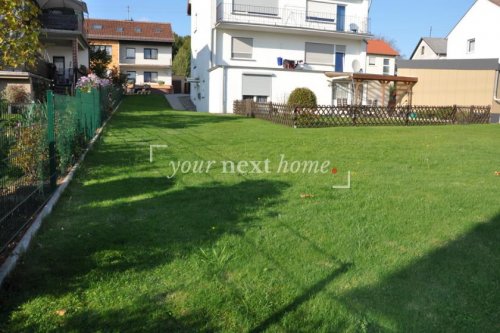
left=365, top=39, right=399, bottom=76
left=86, top=19, right=174, bottom=87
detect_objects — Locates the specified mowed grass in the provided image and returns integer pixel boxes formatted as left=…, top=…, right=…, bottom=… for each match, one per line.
left=0, top=95, right=499, bottom=332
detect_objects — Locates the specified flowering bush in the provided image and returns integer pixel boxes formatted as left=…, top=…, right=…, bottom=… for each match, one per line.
left=76, top=74, right=111, bottom=93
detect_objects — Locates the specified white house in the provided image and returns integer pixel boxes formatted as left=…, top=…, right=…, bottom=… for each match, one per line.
left=188, top=0, right=373, bottom=113
left=447, top=0, right=500, bottom=60
left=410, top=38, right=447, bottom=60
left=364, top=39, right=399, bottom=106
left=365, top=39, right=398, bottom=75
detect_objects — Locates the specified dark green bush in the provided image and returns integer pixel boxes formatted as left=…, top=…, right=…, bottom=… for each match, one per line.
left=287, top=88, right=317, bottom=108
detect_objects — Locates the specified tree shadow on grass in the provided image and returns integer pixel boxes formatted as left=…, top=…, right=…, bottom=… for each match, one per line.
left=110, top=112, right=241, bottom=130
left=0, top=178, right=289, bottom=332
left=341, top=213, right=500, bottom=332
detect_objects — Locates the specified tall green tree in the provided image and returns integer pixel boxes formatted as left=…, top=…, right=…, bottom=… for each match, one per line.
left=172, top=33, right=186, bottom=59
left=0, top=0, right=41, bottom=70
left=172, top=36, right=191, bottom=77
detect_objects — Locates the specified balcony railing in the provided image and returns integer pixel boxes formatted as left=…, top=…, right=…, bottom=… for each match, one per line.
left=216, top=3, right=370, bottom=35
left=40, top=13, right=82, bottom=32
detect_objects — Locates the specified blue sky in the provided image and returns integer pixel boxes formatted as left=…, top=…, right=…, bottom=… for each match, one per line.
left=84, top=0, right=475, bottom=58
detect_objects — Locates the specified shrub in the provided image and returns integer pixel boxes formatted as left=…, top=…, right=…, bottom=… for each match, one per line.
left=287, top=88, right=317, bottom=108
left=8, top=123, right=47, bottom=181
left=158, top=80, right=165, bottom=86
left=1, top=85, right=31, bottom=104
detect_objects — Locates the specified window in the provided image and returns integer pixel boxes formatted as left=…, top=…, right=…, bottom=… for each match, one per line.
left=126, top=48, right=136, bottom=59
left=155, top=28, right=162, bottom=33
left=383, top=58, right=390, bottom=75
left=93, top=45, right=112, bottom=56
left=117, top=27, right=124, bottom=32
left=233, top=0, right=279, bottom=16
left=232, top=37, right=253, bottom=59
left=144, top=72, right=158, bottom=83
left=135, top=27, right=142, bottom=33
left=305, top=42, right=334, bottom=65
left=307, top=0, right=337, bottom=22
left=127, top=71, right=136, bottom=81
left=421, top=46, right=425, bottom=55
left=467, top=38, right=475, bottom=53
left=242, top=74, right=272, bottom=101
left=92, top=24, right=103, bottom=30
left=144, top=48, right=158, bottom=59
left=369, top=56, right=376, bottom=66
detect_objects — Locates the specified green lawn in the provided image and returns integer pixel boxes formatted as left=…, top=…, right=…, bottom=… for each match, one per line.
left=1, top=95, right=499, bottom=332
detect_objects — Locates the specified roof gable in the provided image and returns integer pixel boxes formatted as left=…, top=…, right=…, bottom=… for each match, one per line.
left=410, top=37, right=448, bottom=59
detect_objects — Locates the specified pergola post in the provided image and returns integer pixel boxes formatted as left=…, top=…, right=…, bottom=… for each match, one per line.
left=379, top=80, right=389, bottom=107
left=354, top=80, right=363, bottom=105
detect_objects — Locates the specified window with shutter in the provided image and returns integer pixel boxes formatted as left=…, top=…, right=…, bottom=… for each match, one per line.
left=305, top=42, right=334, bottom=65
left=306, top=0, right=337, bottom=22
left=232, top=37, right=253, bottom=59
left=233, top=0, right=279, bottom=16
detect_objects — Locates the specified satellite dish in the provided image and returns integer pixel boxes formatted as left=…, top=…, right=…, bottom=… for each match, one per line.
left=352, top=59, right=361, bottom=73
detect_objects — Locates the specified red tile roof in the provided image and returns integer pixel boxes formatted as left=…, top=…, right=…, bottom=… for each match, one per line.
left=366, top=40, right=399, bottom=56
left=85, top=19, right=174, bottom=43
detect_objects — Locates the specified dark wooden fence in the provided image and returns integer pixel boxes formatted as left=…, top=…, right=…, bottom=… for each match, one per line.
left=233, top=100, right=491, bottom=128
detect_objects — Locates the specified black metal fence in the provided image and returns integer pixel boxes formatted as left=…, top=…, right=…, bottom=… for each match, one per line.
left=0, top=86, right=123, bottom=256
left=233, top=100, right=492, bottom=128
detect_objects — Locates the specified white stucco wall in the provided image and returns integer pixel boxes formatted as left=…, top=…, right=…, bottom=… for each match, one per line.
left=207, top=67, right=337, bottom=113
left=365, top=55, right=396, bottom=75
left=447, top=0, right=500, bottom=60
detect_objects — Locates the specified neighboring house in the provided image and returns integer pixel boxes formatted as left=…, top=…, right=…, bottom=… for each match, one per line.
left=85, top=19, right=174, bottom=87
left=446, top=0, right=500, bottom=59
left=410, top=38, right=447, bottom=60
left=400, top=0, right=500, bottom=123
left=364, top=39, right=399, bottom=107
left=366, top=40, right=398, bottom=75
left=188, top=0, right=373, bottom=113
left=0, top=0, right=90, bottom=99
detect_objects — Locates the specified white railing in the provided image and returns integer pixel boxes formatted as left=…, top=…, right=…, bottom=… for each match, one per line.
left=216, top=3, right=370, bottom=34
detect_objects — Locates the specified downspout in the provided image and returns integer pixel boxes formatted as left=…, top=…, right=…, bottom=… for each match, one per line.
left=211, top=28, right=215, bottom=68
left=223, top=66, right=227, bottom=114
left=494, top=70, right=500, bottom=102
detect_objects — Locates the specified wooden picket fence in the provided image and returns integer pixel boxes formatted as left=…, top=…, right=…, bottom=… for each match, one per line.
left=233, top=100, right=491, bottom=128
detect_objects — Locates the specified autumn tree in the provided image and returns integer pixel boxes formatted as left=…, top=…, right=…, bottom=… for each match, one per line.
left=0, top=0, right=41, bottom=70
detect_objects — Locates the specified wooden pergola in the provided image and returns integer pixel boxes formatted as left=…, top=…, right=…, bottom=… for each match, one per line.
left=325, top=72, right=419, bottom=106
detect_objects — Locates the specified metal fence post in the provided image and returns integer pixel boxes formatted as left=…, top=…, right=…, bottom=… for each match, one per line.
left=46, top=90, right=57, bottom=191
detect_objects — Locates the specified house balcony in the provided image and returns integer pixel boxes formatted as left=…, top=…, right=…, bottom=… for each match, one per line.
left=40, top=13, right=86, bottom=36
left=216, top=2, right=371, bottom=37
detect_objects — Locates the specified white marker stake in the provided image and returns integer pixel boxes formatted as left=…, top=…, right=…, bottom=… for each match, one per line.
left=150, top=145, right=168, bottom=163
left=333, top=171, right=351, bottom=189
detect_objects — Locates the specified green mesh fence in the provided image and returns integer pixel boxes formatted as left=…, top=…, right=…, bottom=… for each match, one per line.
left=0, top=85, right=124, bottom=254
left=0, top=101, right=50, bottom=253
